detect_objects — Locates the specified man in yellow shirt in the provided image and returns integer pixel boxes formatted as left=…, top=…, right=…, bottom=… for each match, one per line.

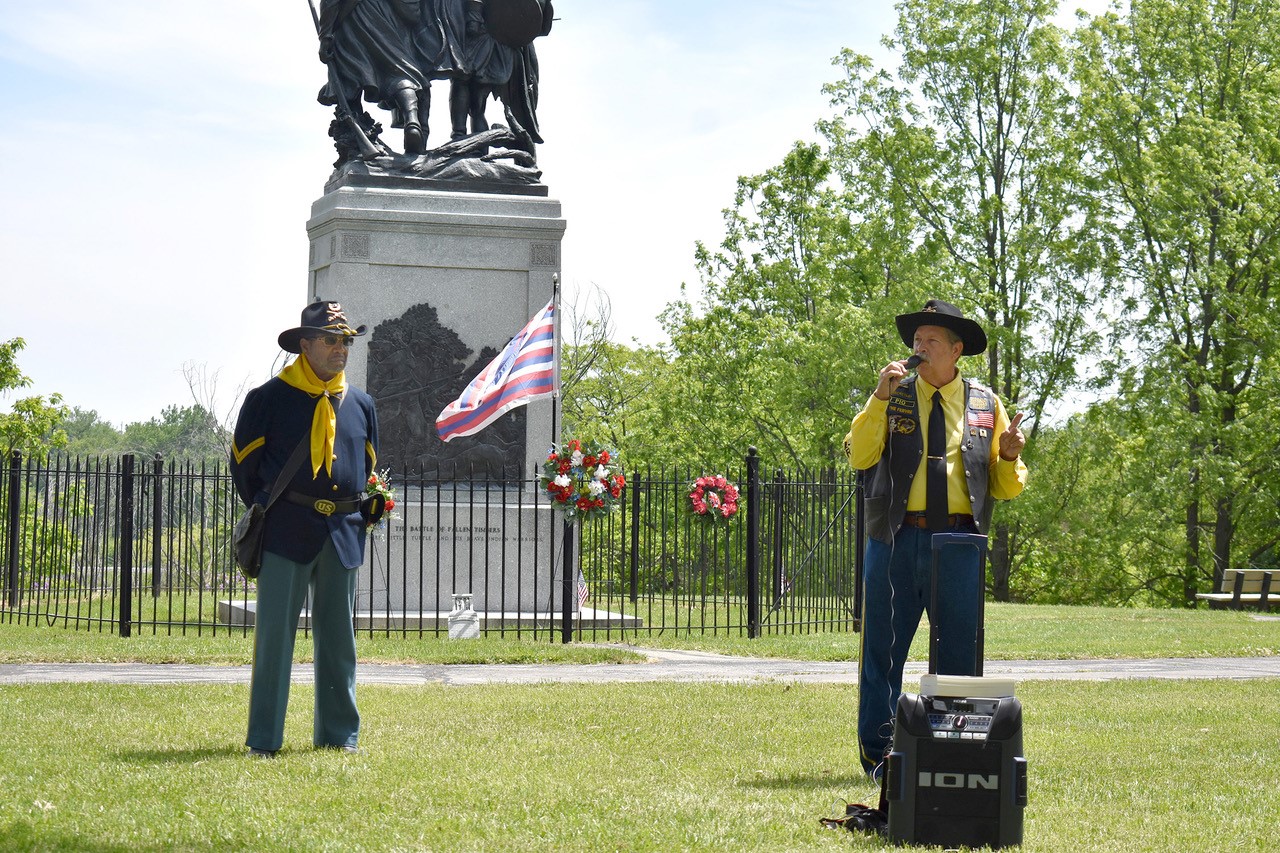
left=843, top=299, right=1027, bottom=779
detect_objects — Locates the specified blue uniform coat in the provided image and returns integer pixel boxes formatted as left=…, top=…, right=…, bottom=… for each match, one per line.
left=231, top=377, right=379, bottom=570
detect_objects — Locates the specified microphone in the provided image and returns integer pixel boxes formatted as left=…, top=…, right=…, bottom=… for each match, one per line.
left=905, top=354, right=923, bottom=369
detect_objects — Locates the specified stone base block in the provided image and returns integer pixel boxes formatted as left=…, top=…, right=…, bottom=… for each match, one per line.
left=216, top=599, right=642, bottom=632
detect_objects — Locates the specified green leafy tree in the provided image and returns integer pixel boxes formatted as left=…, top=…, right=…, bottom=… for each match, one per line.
left=119, top=404, right=228, bottom=461
left=1, top=338, right=76, bottom=602
left=0, top=337, right=70, bottom=460
left=562, top=340, right=683, bottom=466
left=59, top=407, right=125, bottom=456
left=998, top=401, right=1188, bottom=605
left=818, top=0, right=1101, bottom=599
left=1074, top=0, right=1280, bottom=603
left=558, top=285, right=689, bottom=467
left=659, top=142, right=935, bottom=471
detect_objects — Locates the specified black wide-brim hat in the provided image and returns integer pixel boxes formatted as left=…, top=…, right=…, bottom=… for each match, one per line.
left=894, top=298, right=987, bottom=356
left=278, top=299, right=368, bottom=354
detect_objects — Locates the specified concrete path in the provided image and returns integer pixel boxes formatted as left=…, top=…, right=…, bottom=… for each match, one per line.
left=2, top=647, right=1279, bottom=686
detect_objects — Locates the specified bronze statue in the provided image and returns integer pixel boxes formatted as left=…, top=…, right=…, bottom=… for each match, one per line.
left=309, top=0, right=554, bottom=185
left=451, top=0, right=553, bottom=159
left=313, top=0, right=434, bottom=155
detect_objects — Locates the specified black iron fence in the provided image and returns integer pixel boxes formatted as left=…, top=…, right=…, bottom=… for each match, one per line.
left=2, top=448, right=864, bottom=641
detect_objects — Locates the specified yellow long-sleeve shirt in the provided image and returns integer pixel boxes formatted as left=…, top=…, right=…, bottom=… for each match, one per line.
left=844, top=371, right=1027, bottom=513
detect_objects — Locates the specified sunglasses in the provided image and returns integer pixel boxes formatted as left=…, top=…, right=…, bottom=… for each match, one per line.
left=309, top=334, right=355, bottom=348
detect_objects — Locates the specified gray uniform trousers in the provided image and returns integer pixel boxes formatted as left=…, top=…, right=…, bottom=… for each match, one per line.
left=246, top=538, right=359, bottom=752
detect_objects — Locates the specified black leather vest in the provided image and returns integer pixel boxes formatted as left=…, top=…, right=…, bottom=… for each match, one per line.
left=863, top=375, right=997, bottom=543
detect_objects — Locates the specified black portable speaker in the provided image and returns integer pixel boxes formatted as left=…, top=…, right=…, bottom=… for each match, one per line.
left=885, top=533, right=1028, bottom=849
left=886, top=688, right=1027, bottom=848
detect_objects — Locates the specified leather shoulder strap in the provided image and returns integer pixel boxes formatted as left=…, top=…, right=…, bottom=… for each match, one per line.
left=263, top=435, right=312, bottom=511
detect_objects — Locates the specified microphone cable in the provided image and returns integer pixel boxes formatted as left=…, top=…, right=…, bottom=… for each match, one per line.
left=871, top=353, right=924, bottom=778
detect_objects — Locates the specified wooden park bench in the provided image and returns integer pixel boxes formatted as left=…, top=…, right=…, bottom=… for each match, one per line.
left=1195, top=568, right=1277, bottom=611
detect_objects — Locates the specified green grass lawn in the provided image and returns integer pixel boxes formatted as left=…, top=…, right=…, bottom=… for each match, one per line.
left=3, top=602, right=1277, bottom=665
left=1, top=604, right=1277, bottom=850
left=1, top=679, right=1276, bottom=851
left=614, top=602, right=1280, bottom=662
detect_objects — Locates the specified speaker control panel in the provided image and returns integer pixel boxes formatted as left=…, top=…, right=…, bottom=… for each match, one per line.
left=926, top=697, right=999, bottom=741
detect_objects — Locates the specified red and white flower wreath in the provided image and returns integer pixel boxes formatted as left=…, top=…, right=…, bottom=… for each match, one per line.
left=540, top=439, right=626, bottom=523
left=688, top=474, right=739, bottom=524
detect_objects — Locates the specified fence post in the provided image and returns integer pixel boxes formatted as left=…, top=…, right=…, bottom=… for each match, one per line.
left=771, top=467, right=785, bottom=607
left=152, top=454, right=163, bottom=599
left=119, top=454, right=135, bottom=637
left=746, top=446, right=760, bottom=638
left=629, top=468, right=640, bottom=603
left=6, top=450, right=21, bottom=608
left=561, top=518, right=574, bottom=644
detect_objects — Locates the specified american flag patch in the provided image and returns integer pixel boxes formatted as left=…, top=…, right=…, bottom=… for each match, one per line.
left=969, top=410, right=994, bottom=430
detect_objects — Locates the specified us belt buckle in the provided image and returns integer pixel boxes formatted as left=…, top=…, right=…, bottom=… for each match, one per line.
left=313, top=499, right=337, bottom=516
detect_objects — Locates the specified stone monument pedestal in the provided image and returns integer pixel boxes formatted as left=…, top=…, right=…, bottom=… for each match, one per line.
left=304, top=176, right=567, bottom=622
left=306, top=175, right=565, bottom=483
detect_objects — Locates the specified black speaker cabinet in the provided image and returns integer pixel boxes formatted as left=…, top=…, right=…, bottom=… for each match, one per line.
left=886, top=690, right=1027, bottom=849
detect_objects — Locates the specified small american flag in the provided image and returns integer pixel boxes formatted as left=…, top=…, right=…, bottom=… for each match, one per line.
left=969, top=410, right=995, bottom=430
left=576, top=569, right=590, bottom=608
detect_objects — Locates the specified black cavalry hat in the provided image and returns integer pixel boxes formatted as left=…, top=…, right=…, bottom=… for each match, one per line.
left=278, top=299, right=368, bottom=354
left=894, top=298, right=987, bottom=356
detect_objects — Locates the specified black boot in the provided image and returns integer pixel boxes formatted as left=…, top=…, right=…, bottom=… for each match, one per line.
left=469, top=84, right=491, bottom=135
left=448, top=79, right=470, bottom=141
left=395, top=86, right=426, bottom=155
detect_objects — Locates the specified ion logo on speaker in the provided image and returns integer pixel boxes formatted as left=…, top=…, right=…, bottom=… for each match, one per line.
left=918, top=771, right=1000, bottom=790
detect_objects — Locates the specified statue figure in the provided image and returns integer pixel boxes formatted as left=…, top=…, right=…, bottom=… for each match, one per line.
left=315, top=0, right=458, bottom=155
left=451, top=0, right=554, bottom=160
left=310, top=0, right=555, bottom=185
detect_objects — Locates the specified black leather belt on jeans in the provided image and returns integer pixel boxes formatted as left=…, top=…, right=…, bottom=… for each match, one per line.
left=901, top=511, right=974, bottom=529
left=285, top=491, right=361, bottom=516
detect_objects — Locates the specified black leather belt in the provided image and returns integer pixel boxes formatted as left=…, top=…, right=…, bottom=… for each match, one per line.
left=901, top=511, right=974, bottom=530
left=285, top=491, right=362, bottom=516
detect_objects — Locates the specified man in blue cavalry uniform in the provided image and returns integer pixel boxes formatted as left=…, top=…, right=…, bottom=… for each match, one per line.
left=231, top=300, right=382, bottom=757
left=843, top=299, right=1028, bottom=778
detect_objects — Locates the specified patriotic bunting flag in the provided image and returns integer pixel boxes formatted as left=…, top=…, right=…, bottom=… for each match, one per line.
left=436, top=300, right=556, bottom=442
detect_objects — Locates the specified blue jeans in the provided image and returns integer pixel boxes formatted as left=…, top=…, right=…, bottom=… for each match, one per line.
left=857, top=524, right=982, bottom=774
left=247, top=539, right=360, bottom=752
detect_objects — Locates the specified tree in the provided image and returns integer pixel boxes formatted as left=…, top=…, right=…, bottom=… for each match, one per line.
left=562, top=340, right=677, bottom=464
left=996, top=401, right=1188, bottom=605
left=119, top=404, right=229, bottom=461
left=1074, top=0, right=1280, bottom=603
left=1, top=338, right=75, bottom=603
left=659, top=142, right=931, bottom=471
left=0, top=337, right=70, bottom=460
left=557, top=284, right=697, bottom=467
left=819, top=0, right=1101, bottom=598
left=59, top=407, right=125, bottom=456
left=180, top=361, right=246, bottom=461
left=559, top=284, right=614, bottom=399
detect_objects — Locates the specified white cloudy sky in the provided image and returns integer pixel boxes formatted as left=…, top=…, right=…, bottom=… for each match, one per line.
left=0, top=1, right=1091, bottom=427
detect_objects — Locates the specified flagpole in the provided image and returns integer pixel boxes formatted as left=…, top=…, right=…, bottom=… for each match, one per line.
left=550, top=272, right=561, bottom=450
left=550, top=273, right=573, bottom=642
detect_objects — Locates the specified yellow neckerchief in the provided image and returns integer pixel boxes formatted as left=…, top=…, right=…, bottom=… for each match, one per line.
left=278, top=356, right=346, bottom=478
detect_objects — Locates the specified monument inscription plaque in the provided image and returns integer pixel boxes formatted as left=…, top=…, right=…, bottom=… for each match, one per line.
left=362, top=499, right=561, bottom=616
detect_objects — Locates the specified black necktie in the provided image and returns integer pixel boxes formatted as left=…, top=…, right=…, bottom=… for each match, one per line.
left=927, top=390, right=948, bottom=530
